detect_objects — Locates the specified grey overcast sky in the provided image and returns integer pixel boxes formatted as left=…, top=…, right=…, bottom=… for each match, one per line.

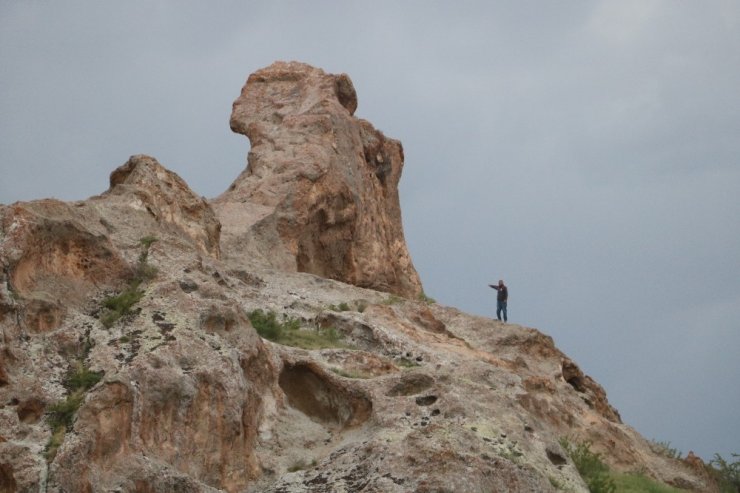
left=1, top=1, right=738, bottom=460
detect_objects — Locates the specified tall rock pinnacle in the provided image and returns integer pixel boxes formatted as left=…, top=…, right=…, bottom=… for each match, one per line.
left=213, top=61, right=423, bottom=298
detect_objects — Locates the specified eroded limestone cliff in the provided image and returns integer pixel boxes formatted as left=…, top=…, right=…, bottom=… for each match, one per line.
left=0, top=62, right=715, bottom=493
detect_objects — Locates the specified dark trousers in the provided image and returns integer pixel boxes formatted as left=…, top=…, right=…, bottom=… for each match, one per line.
left=497, top=300, right=507, bottom=322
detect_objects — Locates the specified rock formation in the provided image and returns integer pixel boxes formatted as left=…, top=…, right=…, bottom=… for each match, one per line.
left=213, top=61, right=422, bottom=299
left=0, top=62, right=719, bottom=492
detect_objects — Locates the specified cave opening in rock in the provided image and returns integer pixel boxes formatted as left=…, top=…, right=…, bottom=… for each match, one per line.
left=278, top=362, right=371, bottom=429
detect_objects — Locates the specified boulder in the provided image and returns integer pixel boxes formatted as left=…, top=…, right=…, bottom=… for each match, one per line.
left=214, top=61, right=422, bottom=298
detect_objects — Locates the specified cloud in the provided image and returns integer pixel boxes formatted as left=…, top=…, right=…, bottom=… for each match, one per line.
left=1, top=0, right=738, bottom=459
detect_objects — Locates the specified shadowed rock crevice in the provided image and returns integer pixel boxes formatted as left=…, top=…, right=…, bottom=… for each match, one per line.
left=278, top=362, right=372, bottom=429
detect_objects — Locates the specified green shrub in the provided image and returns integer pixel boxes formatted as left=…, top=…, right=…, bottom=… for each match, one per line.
left=101, top=287, right=144, bottom=328
left=47, top=393, right=84, bottom=430
left=64, top=363, right=103, bottom=392
left=248, top=309, right=284, bottom=340
left=328, top=302, right=352, bottom=312
left=710, top=453, right=740, bottom=493
left=560, top=438, right=616, bottom=493
left=139, top=235, right=158, bottom=249
left=133, top=261, right=158, bottom=284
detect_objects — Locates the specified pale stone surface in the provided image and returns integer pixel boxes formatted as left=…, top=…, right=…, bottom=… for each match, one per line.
left=0, top=63, right=717, bottom=492
left=214, top=61, right=422, bottom=299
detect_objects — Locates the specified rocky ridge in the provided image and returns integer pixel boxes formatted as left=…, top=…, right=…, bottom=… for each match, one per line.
left=0, top=62, right=715, bottom=492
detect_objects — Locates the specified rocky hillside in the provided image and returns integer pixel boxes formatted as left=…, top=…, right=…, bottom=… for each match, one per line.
left=0, top=62, right=715, bottom=492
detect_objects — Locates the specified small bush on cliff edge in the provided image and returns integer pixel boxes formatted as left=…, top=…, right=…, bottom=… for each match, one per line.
left=710, top=453, right=740, bottom=493
left=559, top=438, right=616, bottom=493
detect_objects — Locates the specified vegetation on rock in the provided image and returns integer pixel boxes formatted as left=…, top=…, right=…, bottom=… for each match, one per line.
left=45, top=362, right=104, bottom=462
left=248, top=309, right=346, bottom=349
left=710, top=453, right=740, bottom=493
left=560, top=438, right=616, bottom=493
left=100, top=236, right=158, bottom=328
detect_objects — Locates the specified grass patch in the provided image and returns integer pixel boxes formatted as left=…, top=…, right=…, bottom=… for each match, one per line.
left=44, top=425, right=67, bottom=462
left=330, top=367, right=370, bottom=379
left=381, top=294, right=404, bottom=305
left=47, top=393, right=84, bottom=431
left=397, top=357, right=420, bottom=368
left=610, top=472, right=682, bottom=493
left=649, top=439, right=683, bottom=460
left=139, top=235, right=158, bottom=249
left=248, top=309, right=346, bottom=349
left=45, top=361, right=103, bottom=462
left=101, top=287, right=144, bottom=328
left=560, top=438, right=616, bottom=493
left=328, top=302, right=351, bottom=312
left=64, top=362, right=103, bottom=392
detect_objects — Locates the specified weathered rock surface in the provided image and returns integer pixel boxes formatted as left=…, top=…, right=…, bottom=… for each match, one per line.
left=213, top=61, right=422, bottom=299
left=0, top=62, right=718, bottom=492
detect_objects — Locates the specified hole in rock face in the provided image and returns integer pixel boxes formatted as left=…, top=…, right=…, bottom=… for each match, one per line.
left=546, top=448, right=568, bottom=466
left=415, top=395, right=438, bottom=406
left=278, top=362, right=372, bottom=429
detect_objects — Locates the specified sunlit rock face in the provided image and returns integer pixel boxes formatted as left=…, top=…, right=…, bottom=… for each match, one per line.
left=214, top=61, right=423, bottom=299
left=0, top=62, right=717, bottom=493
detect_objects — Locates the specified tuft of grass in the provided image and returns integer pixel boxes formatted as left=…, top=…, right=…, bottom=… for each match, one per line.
left=99, top=236, right=157, bottom=328
left=64, top=363, right=103, bottom=392
left=47, top=393, right=84, bottom=431
left=139, top=235, right=158, bottom=249
left=328, top=302, right=351, bottom=312
left=330, top=367, right=370, bottom=379
left=560, top=438, right=616, bottom=493
left=397, top=357, right=420, bottom=368
left=101, top=287, right=144, bottom=328
left=381, top=294, right=404, bottom=305
left=610, top=472, right=682, bottom=493
left=356, top=301, right=367, bottom=313
left=649, top=439, right=683, bottom=460
left=45, top=360, right=103, bottom=463
left=248, top=309, right=346, bottom=350
left=44, top=425, right=67, bottom=462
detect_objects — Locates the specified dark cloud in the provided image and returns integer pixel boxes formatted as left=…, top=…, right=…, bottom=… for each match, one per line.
left=1, top=0, right=738, bottom=459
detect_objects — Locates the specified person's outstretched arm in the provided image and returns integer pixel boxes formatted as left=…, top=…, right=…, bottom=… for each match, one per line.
left=489, top=284, right=499, bottom=290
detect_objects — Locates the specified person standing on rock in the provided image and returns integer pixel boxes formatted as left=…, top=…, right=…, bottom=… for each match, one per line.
left=489, top=280, right=508, bottom=322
